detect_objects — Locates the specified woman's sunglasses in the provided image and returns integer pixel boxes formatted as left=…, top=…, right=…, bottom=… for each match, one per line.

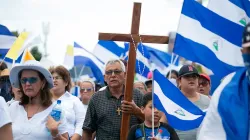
left=20, top=77, right=38, bottom=84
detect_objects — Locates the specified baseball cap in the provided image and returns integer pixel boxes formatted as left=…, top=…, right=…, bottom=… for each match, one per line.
left=242, top=22, right=250, bottom=48
left=178, top=65, right=199, bottom=77
left=199, top=73, right=210, bottom=82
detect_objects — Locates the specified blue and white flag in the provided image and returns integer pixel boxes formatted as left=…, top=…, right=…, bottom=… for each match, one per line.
left=153, top=70, right=206, bottom=131
left=197, top=68, right=249, bottom=140
left=173, top=0, right=245, bottom=79
left=74, top=42, right=105, bottom=84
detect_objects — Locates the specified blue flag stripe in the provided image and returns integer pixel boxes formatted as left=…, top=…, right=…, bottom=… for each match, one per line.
left=182, top=0, right=244, bottom=47
left=0, top=25, right=14, bottom=36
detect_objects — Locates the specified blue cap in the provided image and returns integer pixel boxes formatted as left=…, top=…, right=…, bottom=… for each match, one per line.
left=57, top=100, right=61, bottom=104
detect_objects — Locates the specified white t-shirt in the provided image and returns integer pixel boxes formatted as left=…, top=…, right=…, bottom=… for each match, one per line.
left=9, top=101, right=68, bottom=140
left=58, top=91, right=86, bottom=137
left=0, top=96, right=11, bottom=128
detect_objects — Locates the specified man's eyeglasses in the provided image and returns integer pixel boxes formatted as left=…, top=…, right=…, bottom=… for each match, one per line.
left=198, top=80, right=209, bottom=87
left=183, top=74, right=198, bottom=79
left=105, top=70, right=122, bottom=76
left=20, top=77, right=38, bottom=84
left=53, top=76, right=63, bottom=80
left=80, top=88, right=93, bottom=92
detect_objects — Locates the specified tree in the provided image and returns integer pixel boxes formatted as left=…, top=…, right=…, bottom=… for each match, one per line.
left=30, top=46, right=42, bottom=61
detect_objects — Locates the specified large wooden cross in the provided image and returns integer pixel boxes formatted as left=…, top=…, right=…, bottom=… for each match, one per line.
left=98, top=2, right=169, bottom=140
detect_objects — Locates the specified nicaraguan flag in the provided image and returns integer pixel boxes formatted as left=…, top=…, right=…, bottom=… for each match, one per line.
left=207, top=0, right=250, bottom=26
left=74, top=42, right=105, bottom=84
left=153, top=70, right=206, bottom=131
left=173, top=0, right=244, bottom=79
left=197, top=68, right=249, bottom=140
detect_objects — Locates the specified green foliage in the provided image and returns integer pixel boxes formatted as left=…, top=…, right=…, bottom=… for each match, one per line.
left=30, top=46, right=42, bottom=61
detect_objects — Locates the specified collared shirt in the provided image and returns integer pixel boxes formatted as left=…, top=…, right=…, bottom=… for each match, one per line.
left=58, top=91, right=86, bottom=137
left=82, top=87, right=144, bottom=140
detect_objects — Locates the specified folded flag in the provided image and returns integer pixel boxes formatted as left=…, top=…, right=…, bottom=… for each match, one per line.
left=153, top=70, right=206, bottom=131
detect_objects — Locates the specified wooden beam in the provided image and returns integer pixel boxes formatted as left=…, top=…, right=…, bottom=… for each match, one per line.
left=120, top=3, right=141, bottom=140
left=99, top=33, right=169, bottom=44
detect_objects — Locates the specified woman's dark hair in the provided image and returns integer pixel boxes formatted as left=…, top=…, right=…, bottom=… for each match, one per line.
left=142, top=92, right=152, bottom=107
left=19, top=70, right=52, bottom=107
left=166, top=70, right=179, bottom=79
left=49, top=66, right=72, bottom=92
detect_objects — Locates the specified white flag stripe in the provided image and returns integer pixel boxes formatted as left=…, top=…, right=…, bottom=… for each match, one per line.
left=154, top=80, right=203, bottom=120
left=197, top=72, right=236, bottom=140
left=208, top=0, right=250, bottom=26
left=0, top=35, right=16, bottom=49
left=93, top=44, right=119, bottom=63
left=179, top=14, right=244, bottom=67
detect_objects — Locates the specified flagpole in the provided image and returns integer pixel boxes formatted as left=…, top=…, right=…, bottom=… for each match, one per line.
left=172, top=54, right=179, bottom=66
left=78, top=65, right=85, bottom=78
left=168, top=53, right=175, bottom=79
left=74, top=66, right=77, bottom=82
left=152, top=70, right=155, bottom=137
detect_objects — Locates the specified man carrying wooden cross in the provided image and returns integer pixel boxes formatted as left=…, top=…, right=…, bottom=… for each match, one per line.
left=82, top=2, right=169, bottom=140
left=82, top=59, right=144, bottom=140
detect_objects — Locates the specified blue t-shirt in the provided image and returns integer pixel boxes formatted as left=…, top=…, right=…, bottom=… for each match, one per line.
left=127, top=122, right=179, bottom=140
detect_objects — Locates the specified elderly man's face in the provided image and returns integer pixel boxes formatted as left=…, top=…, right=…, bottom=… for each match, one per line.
left=104, top=62, right=125, bottom=88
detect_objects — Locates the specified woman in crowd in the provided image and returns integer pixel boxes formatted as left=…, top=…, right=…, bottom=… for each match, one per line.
left=9, top=60, right=68, bottom=140
left=49, top=66, right=86, bottom=140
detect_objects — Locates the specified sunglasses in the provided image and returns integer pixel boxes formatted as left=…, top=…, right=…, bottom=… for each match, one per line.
left=183, top=74, right=198, bottom=79
left=53, top=76, right=63, bottom=80
left=198, top=80, right=209, bottom=86
left=20, top=77, right=38, bottom=84
left=80, top=88, right=93, bottom=92
left=105, top=70, right=122, bottom=76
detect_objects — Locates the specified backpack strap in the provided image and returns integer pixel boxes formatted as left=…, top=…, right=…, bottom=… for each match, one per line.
left=139, top=123, right=146, bottom=140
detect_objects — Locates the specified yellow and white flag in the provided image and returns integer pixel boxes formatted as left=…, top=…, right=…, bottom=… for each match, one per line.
left=6, top=32, right=29, bottom=60
left=63, top=45, right=74, bottom=69
left=5, top=32, right=42, bottom=60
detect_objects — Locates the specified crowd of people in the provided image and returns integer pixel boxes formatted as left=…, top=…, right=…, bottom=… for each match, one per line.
left=0, top=23, right=249, bottom=140
left=0, top=58, right=211, bottom=140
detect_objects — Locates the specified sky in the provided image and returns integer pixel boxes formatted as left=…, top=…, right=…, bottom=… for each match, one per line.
left=0, top=0, right=186, bottom=65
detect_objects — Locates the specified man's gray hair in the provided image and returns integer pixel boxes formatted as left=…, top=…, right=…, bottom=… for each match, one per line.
left=105, top=59, right=126, bottom=72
